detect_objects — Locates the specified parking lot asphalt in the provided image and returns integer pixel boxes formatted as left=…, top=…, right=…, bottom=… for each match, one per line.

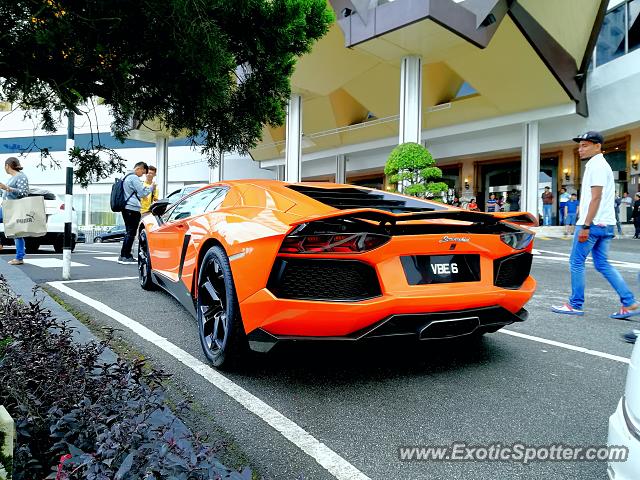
left=2, top=236, right=640, bottom=479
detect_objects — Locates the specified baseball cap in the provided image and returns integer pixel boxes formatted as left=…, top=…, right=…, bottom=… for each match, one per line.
left=572, top=131, right=604, bottom=144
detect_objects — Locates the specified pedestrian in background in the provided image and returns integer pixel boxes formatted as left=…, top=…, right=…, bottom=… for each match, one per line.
left=509, top=188, right=521, bottom=212
left=559, top=187, right=570, bottom=226
left=633, top=192, right=640, bottom=239
left=499, top=195, right=507, bottom=212
left=614, top=193, right=623, bottom=237
left=541, top=186, right=554, bottom=225
left=118, top=162, right=155, bottom=265
left=564, top=193, right=579, bottom=236
left=486, top=193, right=498, bottom=212
left=552, top=131, right=639, bottom=318
left=140, top=165, right=158, bottom=216
left=467, top=198, right=479, bottom=211
left=0, top=157, right=29, bottom=265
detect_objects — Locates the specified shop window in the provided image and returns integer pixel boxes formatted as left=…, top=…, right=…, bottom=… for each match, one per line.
left=89, top=194, right=118, bottom=226
left=629, top=0, right=640, bottom=52
left=596, top=4, right=626, bottom=66
left=73, top=194, right=87, bottom=226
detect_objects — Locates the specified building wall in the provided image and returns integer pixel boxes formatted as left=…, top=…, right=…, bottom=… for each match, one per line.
left=0, top=106, right=274, bottom=226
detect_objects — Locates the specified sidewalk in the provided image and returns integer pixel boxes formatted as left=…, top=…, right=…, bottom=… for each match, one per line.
left=532, top=224, right=637, bottom=239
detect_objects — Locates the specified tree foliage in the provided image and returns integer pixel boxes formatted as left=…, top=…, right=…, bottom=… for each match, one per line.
left=384, top=142, right=448, bottom=199
left=0, top=0, right=333, bottom=184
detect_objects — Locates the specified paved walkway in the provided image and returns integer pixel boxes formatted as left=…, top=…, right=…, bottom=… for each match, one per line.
left=532, top=224, right=637, bottom=239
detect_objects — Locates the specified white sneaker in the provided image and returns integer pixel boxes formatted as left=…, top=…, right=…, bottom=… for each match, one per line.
left=551, top=303, right=584, bottom=316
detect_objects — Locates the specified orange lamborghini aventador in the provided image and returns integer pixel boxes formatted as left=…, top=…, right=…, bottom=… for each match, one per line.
left=138, top=180, right=537, bottom=368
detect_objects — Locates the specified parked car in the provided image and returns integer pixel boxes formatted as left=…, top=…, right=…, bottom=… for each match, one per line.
left=76, top=231, right=86, bottom=243
left=165, top=184, right=209, bottom=204
left=93, top=226, right=126, bottom=243
left=138, top=179, right=538, bottom=369
left=608, top=337, right=640, bottom=478
left=0, top=188, right=78, bottom=253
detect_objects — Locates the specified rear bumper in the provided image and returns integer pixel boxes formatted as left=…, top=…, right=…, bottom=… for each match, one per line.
left=246, top=305, right=528, bottom=353
left=241, top=275, right=535, bottom=336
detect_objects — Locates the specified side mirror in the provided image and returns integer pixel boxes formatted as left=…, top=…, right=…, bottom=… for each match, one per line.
left=150, top=199, right=171, bottom=217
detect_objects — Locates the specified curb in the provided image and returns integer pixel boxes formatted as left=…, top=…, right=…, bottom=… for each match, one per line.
left=0, top=261, right=117, bottom=364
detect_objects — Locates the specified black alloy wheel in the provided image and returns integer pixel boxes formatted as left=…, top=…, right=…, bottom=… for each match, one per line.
left=94, top=237, right=103, bottom=243
left=197, top=246, right=247, bottom=369
left=137, top=230, right=155, bottom=290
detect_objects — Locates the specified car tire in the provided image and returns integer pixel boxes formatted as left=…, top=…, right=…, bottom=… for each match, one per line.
left=53, top=236, right=77, bottom=253
left=196, top=245, right=248, bottom=369
left=53, top=236, right=63, bottom=253
left=137, top=230, right=155, bottom=291
left=94, top=237, right=102, bottom=243
left=25, top=239, right=40, bottom=254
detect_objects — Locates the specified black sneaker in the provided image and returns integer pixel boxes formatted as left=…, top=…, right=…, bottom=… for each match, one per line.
left=117, top=256, right=137, bottom=265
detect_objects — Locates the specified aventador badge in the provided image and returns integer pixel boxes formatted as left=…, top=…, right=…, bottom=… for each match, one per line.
left=439, top=236, right=470, bottom=243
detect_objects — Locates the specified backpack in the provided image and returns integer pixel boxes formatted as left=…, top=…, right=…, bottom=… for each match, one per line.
left=110, top=173, right=137, bottom=212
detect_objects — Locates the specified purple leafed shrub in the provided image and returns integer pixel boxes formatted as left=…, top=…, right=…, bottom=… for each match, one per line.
left=0, top=277, right=251, bottom=479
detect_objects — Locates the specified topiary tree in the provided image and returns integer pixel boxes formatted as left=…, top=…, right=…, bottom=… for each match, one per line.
left=384, top=142, right=448, bottom=199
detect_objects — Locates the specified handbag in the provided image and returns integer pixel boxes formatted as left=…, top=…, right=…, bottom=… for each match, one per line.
left=3, top=196, right=47, bottom=238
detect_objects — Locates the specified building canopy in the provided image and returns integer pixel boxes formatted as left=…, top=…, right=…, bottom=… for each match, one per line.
left=251, top=0, right=606, bottom=162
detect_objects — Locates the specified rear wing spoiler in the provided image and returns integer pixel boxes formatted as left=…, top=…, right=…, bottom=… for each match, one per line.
left=290, top=208, right=538, bottom=228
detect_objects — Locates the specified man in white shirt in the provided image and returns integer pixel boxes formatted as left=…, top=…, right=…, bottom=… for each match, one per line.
left=552, top=131, right=639, bottom=318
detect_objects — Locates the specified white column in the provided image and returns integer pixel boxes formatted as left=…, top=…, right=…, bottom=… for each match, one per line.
left=209, top=152, right=224, bottom=183
left=62, top=112, right=74, bottom=280
left=522, top=121, right=540, bottom=218
left=285, top=94, right=302, bottom=182
left=155, top=136, right=169, bottom=199
left=399, top=55, right=422, bottom=145
left=336, top=154, right=347, bottom=184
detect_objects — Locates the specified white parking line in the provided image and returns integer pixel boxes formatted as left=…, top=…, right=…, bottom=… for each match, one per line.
left=534, top=249, right=640, bottom=269
left=534, top=249, right=570, bottom=257
left=47, top=280, right=371, bottom=480
left=57, top=276, right=137, bottom=284
left=94, top=256, right=120, bottom=262
left=500, top=329, right=630, bottom=364
left=23, top=258, right=88, bottom=268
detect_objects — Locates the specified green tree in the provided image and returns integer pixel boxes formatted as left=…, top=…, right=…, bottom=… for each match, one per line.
left=384, top=142, right=448, bottom=199
left=0, top=0, right=333, bottom=186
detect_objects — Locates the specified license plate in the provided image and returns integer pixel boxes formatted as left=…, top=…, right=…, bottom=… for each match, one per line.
left=400, top=254, right=480, bottom=285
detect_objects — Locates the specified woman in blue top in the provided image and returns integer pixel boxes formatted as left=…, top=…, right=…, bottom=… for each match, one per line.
left=0, top=157, right=30, bottom=265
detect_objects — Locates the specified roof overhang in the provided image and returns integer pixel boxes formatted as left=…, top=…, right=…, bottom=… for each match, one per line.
left=251, top=0, right=607, bottom=162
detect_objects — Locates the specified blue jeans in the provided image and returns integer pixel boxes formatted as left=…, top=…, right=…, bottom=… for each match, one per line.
left=543, top=204, right=552, bottom=226
left=569, top=225, right=635, bottom=309
left=0, top=207, right=25, bottom=260
left=559, top=203, right=567, bottom=225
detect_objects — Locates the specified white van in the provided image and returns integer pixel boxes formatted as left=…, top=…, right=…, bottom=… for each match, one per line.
left=0, top=189, right=79, bottom=253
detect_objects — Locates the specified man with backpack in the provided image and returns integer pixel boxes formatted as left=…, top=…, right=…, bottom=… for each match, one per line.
left=116, top=162, right=155, bottom=264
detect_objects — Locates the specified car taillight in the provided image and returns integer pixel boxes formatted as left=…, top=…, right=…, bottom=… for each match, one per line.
left=59, top=205, right=75, bottom=211
left=500, top=231, right=534, bottom=250
left=279, top=233, right=390, bottom=254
